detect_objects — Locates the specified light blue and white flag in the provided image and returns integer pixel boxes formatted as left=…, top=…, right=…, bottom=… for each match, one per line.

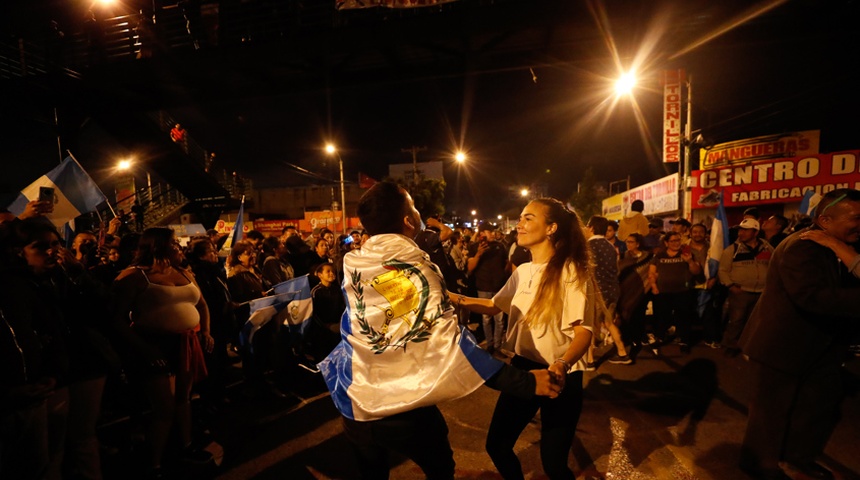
left=219, top=195, right=244, bottom=255
left=318, top=234, right=503, bottom=422
left=239, top=275, right=312, bottom=348
left=707, top=192, right=730, bottom=280
left=799, top=190, right=822, bottom=216
left=7, top=156, right=108, bottom=229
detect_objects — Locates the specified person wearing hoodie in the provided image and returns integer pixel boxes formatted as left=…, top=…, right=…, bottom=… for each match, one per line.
left=617, top=199, right=650, bottom=241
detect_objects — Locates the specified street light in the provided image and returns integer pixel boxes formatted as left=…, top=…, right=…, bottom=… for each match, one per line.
left=325, top=143, right=348, bottom=234
left=615, top=71, right=636, bottom=96
left=611, top=69, right=695, bottom=219
left=116, top=157, right=152, bottom=201
left=520, top=188, right=530, bottom=197
left=455, top=151, right=467, bottom=163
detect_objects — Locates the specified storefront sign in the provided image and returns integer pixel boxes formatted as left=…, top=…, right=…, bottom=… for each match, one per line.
left=662, top=70, right=684, bottom=163
left=690, top=150, right=860, bottom=208
left=699, top=130, right=820, bottom=170
left=602, top=173, right=680, bottom=218
left=214, top=219, right=251, bottom=235
left=253, top=219, right=300, bottom=237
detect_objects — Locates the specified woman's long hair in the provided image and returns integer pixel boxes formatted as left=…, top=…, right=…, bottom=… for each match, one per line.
left=524, top=198, right=591, bottom=330
left=132, top=227, right=178, bottom=267
left=227, top=240, right=256, bottom=270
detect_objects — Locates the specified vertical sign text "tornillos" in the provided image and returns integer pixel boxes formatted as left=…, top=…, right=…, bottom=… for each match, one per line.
left=662, top=69, right=683, bottom=164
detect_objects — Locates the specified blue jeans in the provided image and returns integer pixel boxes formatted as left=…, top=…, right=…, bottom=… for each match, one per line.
left=478, top=290, right=504, bottom=350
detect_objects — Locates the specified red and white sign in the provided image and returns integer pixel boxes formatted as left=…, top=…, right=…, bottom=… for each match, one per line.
left=625, top=173, right=680, bottom=215
left=214, top=220, right=251, bottom=235
left=690, top=150, right=860, bottom=209
left=662, top=70, right=683, bottom=163
left=699, top=130, right=820, bottom=170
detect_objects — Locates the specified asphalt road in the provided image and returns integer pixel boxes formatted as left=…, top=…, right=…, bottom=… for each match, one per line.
left=100, top=341, right=860, bottom=480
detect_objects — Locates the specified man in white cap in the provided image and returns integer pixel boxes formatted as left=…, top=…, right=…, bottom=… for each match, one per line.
left=718, top=218, right=773, bottom=357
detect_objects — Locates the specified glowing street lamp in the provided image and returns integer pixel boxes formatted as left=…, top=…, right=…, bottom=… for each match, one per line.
left=455, top=151, right=467, bottom=163
left=116, top=158, right=151, bottom=194
left=325, top=143, right=348, bottom=234
left=615, top=71, right=637, bottom=96
left=520, top=188, right=530, bottom=197
left=470, top=209, right=477, bottom=216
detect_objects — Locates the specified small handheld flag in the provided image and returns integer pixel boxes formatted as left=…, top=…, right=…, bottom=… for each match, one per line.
left=7, top=156, right=108, bottom=229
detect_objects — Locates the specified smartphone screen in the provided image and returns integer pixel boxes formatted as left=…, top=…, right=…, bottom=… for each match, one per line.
left=39, top=186, right=55, bottom=203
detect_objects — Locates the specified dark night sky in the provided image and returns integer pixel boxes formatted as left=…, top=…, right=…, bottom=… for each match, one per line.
left=2, top=0, right=859, bottom=217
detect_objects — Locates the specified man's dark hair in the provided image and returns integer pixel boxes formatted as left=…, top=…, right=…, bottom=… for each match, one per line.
left=282, top=225, right=297, bottom=235
left=770, top=214, right=789, bottom=230
left=357, top=181, right=410, bottom=235
left=743, top=207, right=760, bottom=218
left=245, top=230, right=264, bottom=242
left=587, top=215, right=609, bottom=235
left=814, top=188, right=860, bottom=219
left=320, top=228, right=333, bottom=236
left=607, top=220, right=619, bottom=231
left=631, top=200, right=644, bottom=212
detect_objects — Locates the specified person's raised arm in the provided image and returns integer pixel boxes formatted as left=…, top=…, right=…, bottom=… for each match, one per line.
left=448, top=290, right=502, bottom=316
left=801, top=229, right=860, bottom=275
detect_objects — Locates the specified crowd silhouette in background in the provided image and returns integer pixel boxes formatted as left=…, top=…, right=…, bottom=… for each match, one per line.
left=1, top=186, right=858, bottom=480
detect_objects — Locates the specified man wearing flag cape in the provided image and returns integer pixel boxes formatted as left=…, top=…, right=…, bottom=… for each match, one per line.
left=318, top=182, right=558, bottom=479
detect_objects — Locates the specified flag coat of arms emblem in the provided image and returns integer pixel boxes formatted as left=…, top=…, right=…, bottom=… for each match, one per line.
left=318, top=234, right=502, bottom=421
left=240, top=275, right=313, bottom=349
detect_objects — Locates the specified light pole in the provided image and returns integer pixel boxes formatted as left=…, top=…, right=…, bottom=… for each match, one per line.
left=326, top=144, right=348, bottom=235
left=615, top=70, right=695, bottom=219
left=452, top=150, right=467, bottom=214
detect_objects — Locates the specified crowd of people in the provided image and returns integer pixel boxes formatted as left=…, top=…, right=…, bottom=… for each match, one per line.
left=1, top=185, right=858, bottom=480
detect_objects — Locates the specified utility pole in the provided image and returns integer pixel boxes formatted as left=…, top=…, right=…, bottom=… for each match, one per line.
left=682, top=75, right=693, bottom=220
left=401, top=145, right=427, bottom=184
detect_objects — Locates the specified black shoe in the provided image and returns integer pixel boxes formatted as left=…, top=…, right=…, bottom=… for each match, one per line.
left=608, top=354, right=633, bottom=365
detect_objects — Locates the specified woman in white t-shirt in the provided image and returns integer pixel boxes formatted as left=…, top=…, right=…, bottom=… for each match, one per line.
left=452, top=198, right=595, bottom=480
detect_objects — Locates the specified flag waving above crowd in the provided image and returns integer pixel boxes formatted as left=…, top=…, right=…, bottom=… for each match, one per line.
left=7, top=156, right=108, bottom=229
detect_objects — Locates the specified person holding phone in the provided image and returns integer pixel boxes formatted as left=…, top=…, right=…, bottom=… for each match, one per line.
left=648, top=231, right=703, bottom=354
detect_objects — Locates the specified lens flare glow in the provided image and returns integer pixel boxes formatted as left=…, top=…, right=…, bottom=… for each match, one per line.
left=615, top=72, right=636, bottom=96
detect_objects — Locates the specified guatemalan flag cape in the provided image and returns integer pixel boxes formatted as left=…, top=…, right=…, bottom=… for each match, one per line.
left=318, top=233, right=503, bottom=422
